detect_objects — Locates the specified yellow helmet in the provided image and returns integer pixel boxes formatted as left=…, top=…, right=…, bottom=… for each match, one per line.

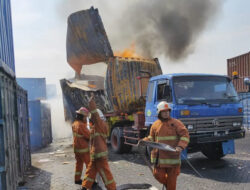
left=157, top=101, right=171, bottom=114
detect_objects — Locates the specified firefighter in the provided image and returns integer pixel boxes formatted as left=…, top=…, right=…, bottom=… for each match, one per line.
left=72, top=107, right=91, bottom=185
left=143, top=101, right=190, bottom=190
left=81, top=96, right=116, bottom=190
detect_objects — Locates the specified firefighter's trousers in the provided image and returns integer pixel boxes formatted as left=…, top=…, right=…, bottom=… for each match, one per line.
left=82, top=158, right=116, bottom=190
left=153, top=166, right=180, bottom=190
left=74, top=152, right=90, bottom=181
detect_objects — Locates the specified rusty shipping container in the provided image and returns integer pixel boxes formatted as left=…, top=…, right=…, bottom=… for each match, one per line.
left=106, top=57, right=162, bottom=113
left=66, top=6, right=113, bottom=74
left=60, top=56, right=162, bottom=121
left=227, top=51, right=250, bottom=92
left=60, top=78, right=113, bottom=122
left=0, top=64, right=19, bottom=190
left=16, top=85, right=31, bottom=180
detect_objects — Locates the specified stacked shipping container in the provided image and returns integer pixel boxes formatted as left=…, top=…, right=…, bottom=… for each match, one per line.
left=16, top=86, right=31, bottom=178
left=17, top=78, right=53, bottom=151
left=0, top=0, right=15, bottom=72
left=227, top=51, right=250, bottom=129
left=1, top=1, right=31, bottom=189
left=0, top=66, right=19, bottom=190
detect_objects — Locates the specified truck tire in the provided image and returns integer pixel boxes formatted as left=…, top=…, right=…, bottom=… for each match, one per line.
left=201, top=142, right=225, bottom=160
left=111, top=127, right=132, bottom=154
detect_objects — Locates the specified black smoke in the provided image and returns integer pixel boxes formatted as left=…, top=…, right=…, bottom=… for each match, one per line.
left=122, top=0, right=223, bottom=59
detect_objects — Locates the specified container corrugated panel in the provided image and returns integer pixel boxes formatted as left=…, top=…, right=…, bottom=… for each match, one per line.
left=0, top=66, right=19, bottom=190
left=239, top=92, right=250, bottom=129
left=227, top=52, right=250, bottom=92
left=67, top=6, right=113, bottom=74
left=0, top=0, right=15, bottom=73
left=28, top=100, right=52, bottom=151
left=106, top=57, right=162, bottom=113
left=41, top=103, right=52, bottom=146
left=17, top=78, right=47, bottom=101
left=60, top=79, right=112, bottom=122
left=28, top=100, right=42, bottom=151
left=16, top=85, right=31, bottom=180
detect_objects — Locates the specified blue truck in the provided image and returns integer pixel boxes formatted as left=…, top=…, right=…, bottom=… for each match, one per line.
left=145, top=73, right=245, bottom=159
left=109, top=73, right=245, bottom=160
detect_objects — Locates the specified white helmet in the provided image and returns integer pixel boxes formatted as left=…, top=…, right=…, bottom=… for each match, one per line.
left=97, top=109, right=106, bottom=121
left=157, top=101, right=171, bottom=114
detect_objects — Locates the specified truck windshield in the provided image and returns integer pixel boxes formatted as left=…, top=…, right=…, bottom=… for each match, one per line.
left=173, top=76, right=239, bottom=105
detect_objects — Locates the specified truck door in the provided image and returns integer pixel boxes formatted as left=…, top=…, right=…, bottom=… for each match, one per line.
left=156, top=79, right=173, bottom=116
left=145, top=81, right=157, bottom=127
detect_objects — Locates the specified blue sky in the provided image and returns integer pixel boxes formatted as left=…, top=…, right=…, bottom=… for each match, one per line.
left=11, top=0, right=250, bottom=87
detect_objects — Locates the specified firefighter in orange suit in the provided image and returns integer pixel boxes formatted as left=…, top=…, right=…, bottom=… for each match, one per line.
left=72, top=107, right=91, bottom=185
left=143, top=101, right=190, bottom=190
left=81, top=96, right=116, bottom=190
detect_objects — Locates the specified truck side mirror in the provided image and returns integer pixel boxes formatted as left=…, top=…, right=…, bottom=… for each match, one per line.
left=244, top=78, right=250, bottom=86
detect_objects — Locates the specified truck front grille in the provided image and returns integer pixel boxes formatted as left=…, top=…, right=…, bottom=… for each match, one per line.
left=180, top=116, right=243, bottom=132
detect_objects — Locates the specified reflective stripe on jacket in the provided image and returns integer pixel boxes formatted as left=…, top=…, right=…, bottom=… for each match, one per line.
left=145, top=118, right=189, bottom=168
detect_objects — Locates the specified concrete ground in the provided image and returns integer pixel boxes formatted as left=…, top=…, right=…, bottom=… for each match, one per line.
left=18, top=129, right=250, bottom=190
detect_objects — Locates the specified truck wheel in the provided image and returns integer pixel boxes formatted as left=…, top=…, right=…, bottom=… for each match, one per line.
left=111, top=127, right=132, bottom=154
left=201, top=142, right=225, bottom=160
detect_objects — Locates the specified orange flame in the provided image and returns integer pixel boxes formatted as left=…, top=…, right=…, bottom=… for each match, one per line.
left=114, top=43, right=143, bottom=58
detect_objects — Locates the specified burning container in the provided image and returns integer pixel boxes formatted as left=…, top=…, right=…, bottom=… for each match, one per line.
left=66, top=6, right=113, bottom=74
left=16, top=78, right=47, bottom=100
left=16, top=85, right=31, bottom=179
left=0, top=65, right=19, bottom=190
left=106, top=57, right=162, bottom=113
left=227, top=51, right=250, bottom=93
left=61, top=56, right=162, bottom=121
left=28, top=100, right=52, bottom=151
left=0, top=0, right=15, bottom=73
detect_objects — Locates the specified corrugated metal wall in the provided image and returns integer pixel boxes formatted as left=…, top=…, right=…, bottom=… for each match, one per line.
left=0, top=0, right=15, bottom=73
left=41, top=103, right=52, bottom=147
left=0, top=67, right=19, bottom=190
left=239, top=92, right=250, bottom=129
left=66, top=6, right=113, bottom=74
left=106, top=57, right=162, bottom=113
left=227, top=52, right=250, bottom=92
left=16, top=85, right=31, bottom=180
left=29, top=100, right=52, bottom=151
left=17, top=78, right=47, bottom=100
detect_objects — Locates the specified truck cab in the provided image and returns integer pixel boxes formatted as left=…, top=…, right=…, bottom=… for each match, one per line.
left=145, top=73, right=245, bottom=160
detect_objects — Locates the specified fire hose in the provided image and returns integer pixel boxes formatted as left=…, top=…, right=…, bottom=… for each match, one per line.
left=137, top=140, right=203, bottom=190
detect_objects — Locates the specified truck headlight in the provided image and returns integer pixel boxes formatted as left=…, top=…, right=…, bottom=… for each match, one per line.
left=187, top=124, right=194, bottom=130
left=233, top=122, right=241, bottom=127
left=181, top=110, right=190, bottom=116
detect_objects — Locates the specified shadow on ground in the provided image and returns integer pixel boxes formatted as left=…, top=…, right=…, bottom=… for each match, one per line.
left=17, top=166, right=52, bottom=190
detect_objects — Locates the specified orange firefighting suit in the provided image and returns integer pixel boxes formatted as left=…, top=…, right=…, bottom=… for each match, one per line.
left=72, top=120, right=90, bottom=181
left=82, top=101, right=116, bottom=190
left=144, top=118, right=189, bottom=190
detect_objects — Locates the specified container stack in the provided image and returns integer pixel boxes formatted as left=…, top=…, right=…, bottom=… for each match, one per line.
left=17, top=78, right=53, bottom=151
left=227, top=51, right=250, bottom=129
left=1, top=0, right=31, bottom=189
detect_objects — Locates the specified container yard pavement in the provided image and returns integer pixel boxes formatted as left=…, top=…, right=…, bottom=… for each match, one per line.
left=19, top=130, right=250, bottom=190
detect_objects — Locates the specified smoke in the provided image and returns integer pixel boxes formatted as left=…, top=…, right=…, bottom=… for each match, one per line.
left=121, top=0, right=223, bottom=60
left=57, top=0, right=223, bottom=61
left=47, top=94, right=73, bottom=139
